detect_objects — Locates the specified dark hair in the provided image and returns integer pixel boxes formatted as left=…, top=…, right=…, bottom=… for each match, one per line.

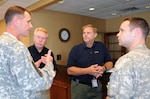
left=123, top=17, right=150, bottom=39
left=4, top=6, right=31, bottom=24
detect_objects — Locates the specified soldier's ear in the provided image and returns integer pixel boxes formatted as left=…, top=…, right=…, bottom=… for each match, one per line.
left=132, top=28, right=141, bottom=38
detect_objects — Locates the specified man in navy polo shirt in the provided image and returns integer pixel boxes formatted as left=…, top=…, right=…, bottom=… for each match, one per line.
left=67, top=24, right=113, bottom=99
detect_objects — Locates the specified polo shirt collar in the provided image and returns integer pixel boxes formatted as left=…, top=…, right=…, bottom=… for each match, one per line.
left=82, top=41, right=96, bottom=49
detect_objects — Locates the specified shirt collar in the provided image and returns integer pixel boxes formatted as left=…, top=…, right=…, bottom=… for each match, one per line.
left=82, top=41, right=96, bottom=49
left=132, top=44, right=147, bottom=50
left=3, top=32, right=18, bottom=41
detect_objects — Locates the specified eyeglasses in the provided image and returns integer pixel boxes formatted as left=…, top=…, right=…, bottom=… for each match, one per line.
left=35, top=35, right=47, bottom=40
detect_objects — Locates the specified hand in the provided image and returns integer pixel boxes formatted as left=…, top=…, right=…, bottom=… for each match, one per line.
left=46, top=50, right=53, bottom=63
left=34, top=59, right=42, bottom=68
left=106, top=96, right=109, bottom=99
left=41, top=56, right=46, bottom=64
left=87, top=64, right=104, bottom=78
left=95, top=66, right=104, bottom=78
left=87, top=64, right=99, bottom=77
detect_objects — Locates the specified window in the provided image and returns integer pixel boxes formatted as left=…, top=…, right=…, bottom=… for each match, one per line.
left=104, top=32, right=126, bottom=64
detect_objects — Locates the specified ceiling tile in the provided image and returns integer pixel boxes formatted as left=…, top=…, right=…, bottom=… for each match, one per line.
left=0, top=0, right=150, bottom=20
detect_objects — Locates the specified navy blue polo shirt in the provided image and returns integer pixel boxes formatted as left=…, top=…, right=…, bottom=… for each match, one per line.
left=67, top=41, right=112, bottom=83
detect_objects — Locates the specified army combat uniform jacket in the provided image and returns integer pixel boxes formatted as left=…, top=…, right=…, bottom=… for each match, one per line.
left=0, top=32, right=56, bottom=99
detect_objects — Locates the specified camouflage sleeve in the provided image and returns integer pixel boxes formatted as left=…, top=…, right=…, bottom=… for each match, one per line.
left=10, top=44, right=55, bottom=92
left=107, top=57, right=134, bottom=99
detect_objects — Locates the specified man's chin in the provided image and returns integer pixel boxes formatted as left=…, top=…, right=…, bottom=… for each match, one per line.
left=119, top=43, right=125, bottom=48
left=83, top=39, right=89, bottom=42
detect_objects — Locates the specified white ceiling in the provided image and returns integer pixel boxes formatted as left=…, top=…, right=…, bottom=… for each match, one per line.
left=45, top=0, right=150, bottom=19
left=0, top=0, right=150, bottom=20
left=0, top=0, right=39, bottom=20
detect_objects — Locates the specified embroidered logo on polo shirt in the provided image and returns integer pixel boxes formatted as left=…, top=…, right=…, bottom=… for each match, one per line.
left=94, top=51, right=99, bottom=53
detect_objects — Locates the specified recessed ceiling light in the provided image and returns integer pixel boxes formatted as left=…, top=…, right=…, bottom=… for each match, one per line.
left=112, top=13, right=117, bottom=16
left=89, top=7, right=95, bottom=11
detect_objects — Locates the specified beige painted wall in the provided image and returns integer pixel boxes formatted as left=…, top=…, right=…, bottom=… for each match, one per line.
left=29, top=9, right=106, bottom=65
left=0, top=20, right=5, bottom=33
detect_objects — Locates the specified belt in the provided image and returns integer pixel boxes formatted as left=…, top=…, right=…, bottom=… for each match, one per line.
left=72, top=78, right=92, bottom=86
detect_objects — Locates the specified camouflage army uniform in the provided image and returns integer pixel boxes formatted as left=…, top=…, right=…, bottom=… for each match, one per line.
left=108, top=45, right=150, bottom=99
left=0, top=32, right=56, bottom=99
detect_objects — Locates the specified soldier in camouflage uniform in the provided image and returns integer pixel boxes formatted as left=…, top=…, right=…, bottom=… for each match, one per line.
left=0, top=6, right=56, bottom=99
left=107, top=17, right=150, bottom=99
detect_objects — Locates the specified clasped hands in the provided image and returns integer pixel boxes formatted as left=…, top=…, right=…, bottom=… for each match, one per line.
left=88, top=64, right=104, bottom=78
left=35, top=50, right=53, bottom=67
